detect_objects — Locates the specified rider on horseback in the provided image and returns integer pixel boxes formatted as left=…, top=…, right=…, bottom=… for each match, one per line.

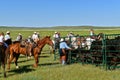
left=32, top=32, right=39, bottom=43
left=5, top=31, right=11, bottom=41
left=4, top=31, right=12, bottom=46
left=0, top=32, right=8, bottom=48
left=16, top=33, right=22, bottom=42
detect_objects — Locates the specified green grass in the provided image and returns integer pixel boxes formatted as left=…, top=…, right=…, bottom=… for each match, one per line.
left=0, top=53, right=119, bottom=80
left=0, top=27, right=120, bottom=80
left=1, top=53, right=120, bottom=80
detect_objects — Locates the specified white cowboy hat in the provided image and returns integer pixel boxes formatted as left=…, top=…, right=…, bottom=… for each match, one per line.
left=60, top=38, right=64, bottom=42
left=6, top=31, right=10, bottom=34
left=28, top=36, right=31, bottom=38
left=55, top=31, right=57, bottom=33
left=34, top=32, right=37, bottom=34
left=19, top=33, right=21, bottom=35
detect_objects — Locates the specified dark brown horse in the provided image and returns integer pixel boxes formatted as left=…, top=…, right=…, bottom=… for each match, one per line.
left=32, top=36, right=53, bottom=67
left=7, top=40, right=32, bottom=70
left=0, top=43, right=7, bottom=77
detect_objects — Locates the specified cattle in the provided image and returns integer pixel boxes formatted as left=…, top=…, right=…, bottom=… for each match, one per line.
left=90, top=35, right=120, bottom=70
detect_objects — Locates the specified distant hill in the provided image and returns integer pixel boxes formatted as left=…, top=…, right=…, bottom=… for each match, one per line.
left=51, top=26, right=120, bottom=29
left=0, top=26, right=120, bottom=31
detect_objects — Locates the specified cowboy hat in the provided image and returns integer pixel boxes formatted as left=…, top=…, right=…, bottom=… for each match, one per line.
left=34, top=32, right=37, bottom=34
left=60, top=38, right=64, bottom=42
left=6, top=31, right=10, bottom=34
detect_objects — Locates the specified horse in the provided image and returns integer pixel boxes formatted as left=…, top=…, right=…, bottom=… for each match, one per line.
left=7, top=40, right=32, bottom=70
left=0, top=43, right=7, bottom=77
left=32, top=36, right=53, bottom=67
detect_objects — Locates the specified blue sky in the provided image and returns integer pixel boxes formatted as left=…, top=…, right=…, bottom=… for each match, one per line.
left=0, top=0, right=120, bottom=27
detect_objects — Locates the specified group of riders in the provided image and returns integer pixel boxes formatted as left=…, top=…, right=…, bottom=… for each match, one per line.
left=0, top=31, right=40, bottom=48
left=0, top=31, right=11, bottom=48
left=0, top=29, right=97, bottom=66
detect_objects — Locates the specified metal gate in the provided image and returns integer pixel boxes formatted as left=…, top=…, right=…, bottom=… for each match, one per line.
left=54, top=34, right=120, bottom=70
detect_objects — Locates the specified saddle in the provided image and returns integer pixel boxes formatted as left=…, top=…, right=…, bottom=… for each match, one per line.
left=0, top=42, right=3, bottom=45
left=20, top=41, right=26, bottom=47
left=20, top=44, right=26, bottom=47
left=32, top=42, right=37, bottom=48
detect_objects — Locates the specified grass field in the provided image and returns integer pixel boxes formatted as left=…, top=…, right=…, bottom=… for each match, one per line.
left=0, top=27, right=120, bottom=80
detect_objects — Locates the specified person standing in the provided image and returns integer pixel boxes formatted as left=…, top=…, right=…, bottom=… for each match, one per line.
left=53, top=31, right=60, bottom=50
left=53, top=31, right=60, bottom=40
left=67, top=32, right=74, bottom=38
left=89, top=28, right=94, bottom=36
left=59, top=38, right=72, bottom=65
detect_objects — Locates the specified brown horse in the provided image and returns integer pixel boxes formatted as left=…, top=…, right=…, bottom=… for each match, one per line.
left=7, top=40, right=32, bottom=70
left=32, top=36, right=53, bottom=67
left=0, top=43, right=7, bottom=77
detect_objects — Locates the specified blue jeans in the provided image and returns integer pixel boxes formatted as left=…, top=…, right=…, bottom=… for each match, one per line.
left=4, top=43, right=8, bottom=48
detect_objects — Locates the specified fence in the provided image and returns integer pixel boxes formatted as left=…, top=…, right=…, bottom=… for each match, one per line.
left=54, top=34, right=120, bottom=70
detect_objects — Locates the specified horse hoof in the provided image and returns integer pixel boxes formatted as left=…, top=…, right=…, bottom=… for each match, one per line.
left=16, top=66, right=19, bottom=69
left=33, top=64, right=38, bottom=68
left=27, top=57, right=31, bottom=59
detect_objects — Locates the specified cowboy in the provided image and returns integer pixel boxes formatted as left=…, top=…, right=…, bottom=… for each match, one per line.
left=27, top=36, right=33, bottom=43
left=16, top=33, right=22, bottom=42
left=67, top=32, right=74, bottom=38
left=0, top=32, right=8, bottom=48
left=53, top=31, right=60, bottom=40
left=5, top=31, right=11, bottom=41
left=53, top=31, right=60, bottom=49
left=0, top=32, right=4, bottom=44
left=89, top=28, right=94, bottom=36
left=32, top=32, right=39, bottom=43
left=59, top=38, right=72, bottom=65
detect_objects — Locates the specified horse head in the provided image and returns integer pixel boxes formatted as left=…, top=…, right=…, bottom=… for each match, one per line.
left=97, top=33, right=104, bottom=40
left=44, top=36, right=54, bottom=47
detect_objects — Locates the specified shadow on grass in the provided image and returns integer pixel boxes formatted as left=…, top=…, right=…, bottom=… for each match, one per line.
left=7, top=64, right=35, bottom=77
left=39, top=55, right=50, bottom=58
left=38, top=62, right=60, bottom=67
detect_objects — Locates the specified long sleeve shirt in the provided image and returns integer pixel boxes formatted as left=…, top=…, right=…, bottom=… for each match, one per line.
left=5, top=34, right=10, bottom=41
left=0, top=35, right=4, bottom=43
left=60, top=42, right=71, bottom=49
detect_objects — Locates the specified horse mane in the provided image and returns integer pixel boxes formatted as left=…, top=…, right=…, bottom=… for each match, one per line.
left=12, top=41, right=21, bottom=44
left=37, top=36, right=51, bottom=44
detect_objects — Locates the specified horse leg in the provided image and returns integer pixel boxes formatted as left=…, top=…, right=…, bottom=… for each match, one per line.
left=33, top=54, right=39, bottom=67
left=14, top=54, right=20, bottom=69
left=1, top=61, right=6, bottom=77
left=7, top=54, right=14, bottom=70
